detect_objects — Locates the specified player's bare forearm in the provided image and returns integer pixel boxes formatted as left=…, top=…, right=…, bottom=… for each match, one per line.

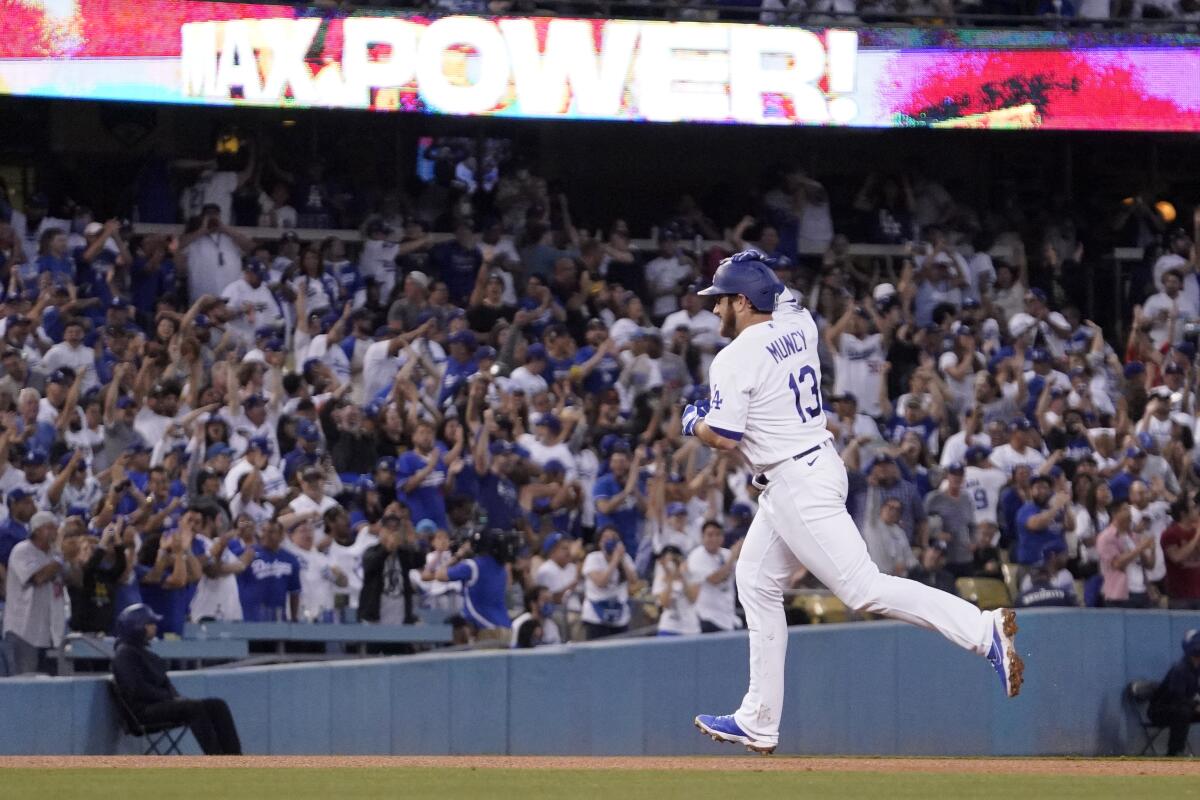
left=695, top=421, right=739, bottom=451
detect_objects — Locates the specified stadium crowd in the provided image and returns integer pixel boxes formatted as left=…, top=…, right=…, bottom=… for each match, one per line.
left=0, top=136, right=1198, bottom=675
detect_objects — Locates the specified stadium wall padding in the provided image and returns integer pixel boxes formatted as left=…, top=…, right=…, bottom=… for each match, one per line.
left=1, top=608, right=1197, bottom=756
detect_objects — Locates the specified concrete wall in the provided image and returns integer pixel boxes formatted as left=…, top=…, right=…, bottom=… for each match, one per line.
left=1, top=608, right=1197, bottom=756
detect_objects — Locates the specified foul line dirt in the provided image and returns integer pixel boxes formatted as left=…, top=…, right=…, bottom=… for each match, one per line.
left=0, top=756, right=1197, bottom=776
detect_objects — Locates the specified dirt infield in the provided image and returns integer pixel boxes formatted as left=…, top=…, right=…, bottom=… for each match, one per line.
left=1, top=755, right=1197, bottom=776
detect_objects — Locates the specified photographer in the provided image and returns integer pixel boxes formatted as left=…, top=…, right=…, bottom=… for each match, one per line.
left=435, top=528, right=515, bottom=640
left=66, top=518, right=129, bottom=634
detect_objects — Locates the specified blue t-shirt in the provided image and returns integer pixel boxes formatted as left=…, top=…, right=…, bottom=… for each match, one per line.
left=0, top=518, right=29, bottom=566
left=574, top=346, right=620, bottom=395
left=428, top=241, right=481, bottom=305
left=546, top=355, right=574, bottom=385
left=237, top=545, right=302, bottom=622
left=458, top=465, right=520, bottom=532
left=1108, top=471, right=1136, bottom=504
left=593, top=472, right=643, bottom=555
left=1014, top=500, right=1066, bottom=565
left=447, top=555, right=510, bottom=629
left=131, top=256, right=178, bottom=316
left=395, top=448, right=449, bottom=528
left=35, top=253, right=75, bottom=288
left=437, top=357, right=478, bottom=407
left=136, top=537, right=205, bottom=636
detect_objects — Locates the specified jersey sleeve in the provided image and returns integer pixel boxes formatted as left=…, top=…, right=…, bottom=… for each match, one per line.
left=446, top=560, right=478, bottom=587
left=704, top=352, right=750, bottom=441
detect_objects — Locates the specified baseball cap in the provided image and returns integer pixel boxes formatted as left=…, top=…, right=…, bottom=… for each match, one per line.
left=243, top=259, right=268, bottom=277
left=872, top=283, right=897, bottom=303
left=586, top=317, right=607, bottom=330
left=945, top=462, right=965, bottom=475
left=962, top=296, right=981, bottom=310
left=730, top=501, right=754, bottom=517
left=108, top=297, right=129, bottom=311
left=47, top=368, right=73, bottom=385
left=193, top=314, right=211, bottom=329
left=406, top=271, right=430, bottom=290
left=1029, top=348, right=1050, bottom=363
left=299, top=465, right=323, bottom=482
left=375, top=456, right=396, bottom=473
left=475, top=345, right=497, bottom=361
left=415, top=519, right=438, bottom=536
left=447, top=330, right=476, bottom=348
left=263, top=338, right=285, bottom=353
left=6, top=487, right=34, bottom=502
left=206, top=443, right=233, bottom=459
left=964, top=444, right=992, bottom=463
left=536, top=414, right=562, bottom=433
left=20, top=449, right=47, bottom=466
left=295, top=420, right=320, bottom=442
left=243, top=394, right=267, bottom=409
left=1123, top=362, right=1146, bottom=378
left=1025, top=288, right=1048, bottom=304
left=1164, top=362, right=1185, bottom=375
left=526, top=343, right=547, bottom=361
left=543, top=459, right=566, bottom=475
left=489, top=440, right=514, bottom=456
left=1136, top=432, right=1156, bottom=452
left=1008, top=418, right=1033, bottom=432
left=83, top=222, right=103, bottom=237
left=29, top=511, right=58, bottom=531
left=247, top=436, right=271, bottom=454
left=541, top=532, right=566, bottom=556
left=1125, top=447, right=1145, bottom=459
left=666, top=501, right=687, bottom=516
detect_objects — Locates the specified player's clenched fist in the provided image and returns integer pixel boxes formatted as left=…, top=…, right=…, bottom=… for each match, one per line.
left=681, top=399, right=710, bottom=436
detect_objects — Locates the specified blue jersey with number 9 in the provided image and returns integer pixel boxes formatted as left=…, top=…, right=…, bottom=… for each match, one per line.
left=703, top=294, right=831, bottom=472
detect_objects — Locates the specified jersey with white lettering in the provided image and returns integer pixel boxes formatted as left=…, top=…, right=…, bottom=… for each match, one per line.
left=705, top=295, right=829, bottom=472
left=833, top=332, right=886, bottom=417
left=963, top=465, right=1008, bottom=526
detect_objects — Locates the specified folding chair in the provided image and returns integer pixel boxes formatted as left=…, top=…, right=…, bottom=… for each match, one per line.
left=107, top=679, right=187, bottom=755
left=1124, top=680, right=1194, bottom=756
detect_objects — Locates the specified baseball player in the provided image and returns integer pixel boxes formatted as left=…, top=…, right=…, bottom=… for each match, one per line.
left=687, top=251, right=1023, bottom=755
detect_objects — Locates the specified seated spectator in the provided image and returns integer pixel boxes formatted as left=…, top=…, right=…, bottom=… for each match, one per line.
left=581, top=527, right=639, bottom=640
left=908, top=539, right=956, bottom=595
left=111, top=604, right=242, bottom=755
left=1148, top=630, right=1200, bottom=758
left=510, top=585, right=561, bottom=648
left=2, top=512, right=73, bottom=674
left=861, top=496, right=917, bottom=578
left=687, top=521, right=742, bottom=633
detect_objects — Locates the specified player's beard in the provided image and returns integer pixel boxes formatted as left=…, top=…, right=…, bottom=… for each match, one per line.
left=718, top=299, right=737, bottom=338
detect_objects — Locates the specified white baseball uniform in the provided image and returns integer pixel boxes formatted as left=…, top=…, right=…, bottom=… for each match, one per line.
left=703, top=292, right=996, bottom=748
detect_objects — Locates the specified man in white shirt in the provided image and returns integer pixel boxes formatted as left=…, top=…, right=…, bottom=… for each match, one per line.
left=508, top=344, right=550, bottom=397
left=40, top=319, right=98, bottom=391
left=687, top=521, right=742, bottom=632
left=825, top=303, right=887, bottom=418
left=190, top=513, right=254, bottom=622
left=1130, top=479, right=1172, bottom=588
left=535, top=533, right=580, bottom=613
left=221, top=260, right=285, bottom=350
left=223, top=437, right=286, bottom=502
left=134, top=382, right=182, bottom=447
left=178, top=204, right=254, bottom=303
left=1142, top=269, right=1199, bottom=349
left=282, top=520, right=347, bottom=621
left=662, top=293, right=723, bottom=351
left=989, top=419, right=1046, bottom=475
left=2, top=511, right=69, bottom=674
left=359, top=220, right=402, bottom=301
left=643, top=231, right=696, bottom=322
left=287, top=466, right=340, bottom=547
left=516, top=415, right=576, bottom=479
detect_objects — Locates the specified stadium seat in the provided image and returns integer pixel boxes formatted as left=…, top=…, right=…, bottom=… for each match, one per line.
left=954, top=578, right=1011, bottom=611
left=791, top=593, right=849, bottom=624
left=107, top=679, right=187, bottom=756
left=1000, top=562, right=1021, bottom=601
left=1124, top=680, right=1194, bottom=756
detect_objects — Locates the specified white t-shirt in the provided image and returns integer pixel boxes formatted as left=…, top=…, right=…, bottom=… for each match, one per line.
left=661, top=309, right=723, bottom=350
left=535, top=559, right=580, bottom=613
left=188, top=535, right=245, bottom=622
left=652, top=563, right=701, bottom=635
left=41, top=343, right=98, bottom=391
left=183, top=233, right=244, bottom=303
left=1132, top=500, right=1172, bottom=583
left=329, top=529, right=378, bottom=609
left=288, top=493, right=340, bottom=545
left=833, top=333, right=886, bottom=418
left=509, top=611, right=561, bottom=647
left=963, top=465, right=1009, bottom=526
left=581, top=550, right=634, bottom=627
left=704, top=296, right=829, bottom=472
left=223, top=461, right=287, bottom=501
left=360, top=240, right=401, bottom=300
left=644, top=255, right=693, bottom=318
left=939, top=431, right=991, bottom=468
left=687, top=546, right=738, bottom=630
left=507, top=366, right=549, bottom=397
left=283, top=539, right=338, bottom=619
left=1142, top=290, right=1199, bottom=348
left=516, top=434, right=576, bottom=479
left=133, top=408, right=177, bottom=448
left=989, top=444, right=1046, bottom=476
left=181, top=170, right=238, bottom=223
left=221, top=278, right=285, bottom=348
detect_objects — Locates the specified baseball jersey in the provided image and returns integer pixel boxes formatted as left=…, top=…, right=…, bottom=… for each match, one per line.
left=704, top=295, right=830, bottom=472
left=963, top=465, right=1008, bottom=527
left=833, top=332, right=886, bottom=418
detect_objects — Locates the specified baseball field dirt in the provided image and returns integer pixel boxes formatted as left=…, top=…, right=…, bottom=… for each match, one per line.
left=2, top=756, right=1198, bottom=799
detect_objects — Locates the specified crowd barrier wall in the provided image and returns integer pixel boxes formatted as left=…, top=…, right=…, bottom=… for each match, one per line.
left=1, top=608, right=1196, bottom=757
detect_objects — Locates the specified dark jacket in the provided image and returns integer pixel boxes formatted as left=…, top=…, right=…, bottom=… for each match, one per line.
left=1151, top=657, right=1200, bottom=713
left=358, top=543, right=420, bottom=624
left=112, top=635, right=177, bottom=714
left=69, top=547, right=127, bottom=634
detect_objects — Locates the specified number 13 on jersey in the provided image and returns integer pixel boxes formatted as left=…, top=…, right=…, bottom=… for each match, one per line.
left=787, top=365, right=822, bottom=422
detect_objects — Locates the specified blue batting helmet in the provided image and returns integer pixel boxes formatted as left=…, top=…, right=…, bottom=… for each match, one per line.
left=697, top=250, right=783, bottom=312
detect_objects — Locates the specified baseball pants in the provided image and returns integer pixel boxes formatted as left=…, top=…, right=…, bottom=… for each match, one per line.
left=733, top=444, right=995, bottom=746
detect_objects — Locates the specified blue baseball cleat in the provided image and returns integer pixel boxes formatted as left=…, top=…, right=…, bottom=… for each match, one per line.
left=987, top=608, right=1024, bottom=698
left=694, top=714, right=776, bottom=755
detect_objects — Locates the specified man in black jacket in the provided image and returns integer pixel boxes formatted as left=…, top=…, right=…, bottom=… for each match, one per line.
left=111, top=604, right=242, bottom=755
left=66, top=520, right=128, bottom=634
left=358, top=515, right=421, bottom=625
left=1150, top=628, right=1200, bottom=756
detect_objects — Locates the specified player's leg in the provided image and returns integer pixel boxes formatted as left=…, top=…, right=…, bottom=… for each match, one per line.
left=769, top=456, right=1022, bottom=695
left=730, top=507, right=801, bottom=748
